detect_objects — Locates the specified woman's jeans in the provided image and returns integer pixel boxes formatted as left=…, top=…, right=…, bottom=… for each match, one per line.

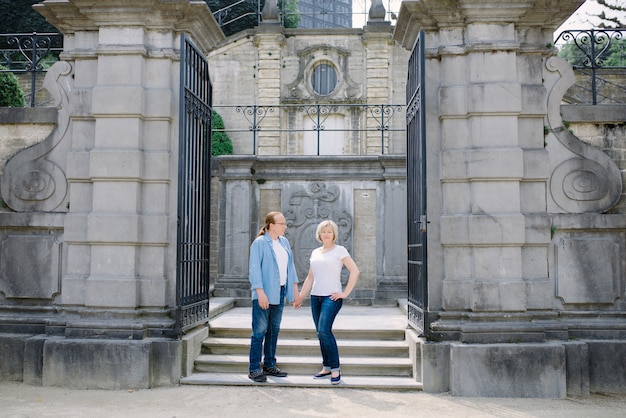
left=249, top=285, right=286, bottom=373
left=310, top=295, right=343, bottom=371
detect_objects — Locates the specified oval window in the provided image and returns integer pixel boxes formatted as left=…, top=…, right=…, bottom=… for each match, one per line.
left=311, top=62, right=337, bottom=96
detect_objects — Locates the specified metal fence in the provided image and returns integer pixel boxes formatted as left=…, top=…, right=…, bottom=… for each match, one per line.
left=211, top=103, right=406, bottom=156
left=555, top=28, right=626, bottom=105
left=0, top=32, right=63, bottom=107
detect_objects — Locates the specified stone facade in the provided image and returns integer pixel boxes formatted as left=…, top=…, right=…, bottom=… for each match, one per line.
left=0, top=0, right=625, bottom=396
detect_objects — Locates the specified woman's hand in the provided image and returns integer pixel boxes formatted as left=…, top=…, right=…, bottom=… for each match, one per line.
left=293, top=292, right=303, bottom=308
left=330, top=292, right=346, bottom=301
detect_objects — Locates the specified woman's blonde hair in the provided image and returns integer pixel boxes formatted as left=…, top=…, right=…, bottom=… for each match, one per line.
left=315, top=220, right=338, bottom=243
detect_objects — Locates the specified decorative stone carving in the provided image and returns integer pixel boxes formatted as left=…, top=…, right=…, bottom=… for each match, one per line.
left=1, top=61, right=73, bottom=212
left=283, top=182, right=353, bottom=279
left=544, top=56, right=622, bottom=213
left=284, top=45, right=362, bottom=101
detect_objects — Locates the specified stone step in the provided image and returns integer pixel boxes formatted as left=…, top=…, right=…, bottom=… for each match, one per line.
left=181, top=372, right=422, bottom=390
left=208, top=326, right=406, bottom=340
left=194, top=354, right=413, bottom=376
left=208, top=297, right=236, bottom=319
left=202, top=337, right=410, bottom=357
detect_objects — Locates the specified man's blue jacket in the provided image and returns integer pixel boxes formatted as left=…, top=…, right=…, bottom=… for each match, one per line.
left=249, top=234, right=298, bottom=304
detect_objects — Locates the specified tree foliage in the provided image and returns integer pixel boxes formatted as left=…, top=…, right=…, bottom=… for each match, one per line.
left=279, top=0, right=301, bottom=29
left=558, top=34, right=626, bottom=68
left=0, top=66, right=25, bottom=107
left=211, top=110, right=233, bottom=156
left=0, top=0, right=58, bottom=33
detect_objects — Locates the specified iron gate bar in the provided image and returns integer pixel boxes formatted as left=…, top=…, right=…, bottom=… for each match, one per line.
left=175, top=34, right=212, bottom=336
left=406, top=30, right=429, bottom=338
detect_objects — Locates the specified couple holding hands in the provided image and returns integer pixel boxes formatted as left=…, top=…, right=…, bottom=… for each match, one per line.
left=247, top=211, right=360, bottom=385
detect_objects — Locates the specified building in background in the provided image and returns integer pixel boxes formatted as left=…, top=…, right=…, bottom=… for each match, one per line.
left=298, top=0, right=352, bottom=28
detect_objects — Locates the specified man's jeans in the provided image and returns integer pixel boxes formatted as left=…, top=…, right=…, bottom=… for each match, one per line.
left=310, top=295, right=343, bottom=371
left=249, top=285, right=286, bottom=372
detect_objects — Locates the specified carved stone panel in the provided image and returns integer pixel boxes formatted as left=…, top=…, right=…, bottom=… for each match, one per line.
left=282, top=182, right=353, bottom=280
left=0, top=234, right=61, bottom=299
left=555, top=237, right=621, bottom=305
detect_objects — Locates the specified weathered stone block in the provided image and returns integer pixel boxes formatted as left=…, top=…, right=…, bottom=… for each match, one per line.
left=470, top=115, right=518, bottom=147
left=92, top=86, right=144, bottom=114
left=474, top=247, right=522, bottom=280
left=471, top=181, right=520, bottom=213
left=90, top=150, right=142, bottom=179
left=84, top=276, right=138, bottom=308
left=42, top=339, right=151, bottom=389
left=421, top=341, right=450, bottom=393
left=0, top=334, right=26, bottom=381
left=472, top=280, right=526, bottom=311
left=450, top=343, right=566, bottom=397
left=441, top=118, right=470, bottom=149
left=564, top=341, right=590, bottom=397
left=520, top=182, right=547, bottom=213
left=467, top=83, right=522, bottom=114
left=442, top=182, right=470, bottom=214
left=587, top=340, right=626, bottom=394
left=439, top=86, right=468, bottom=117
left=87, top=214, right=139, bottom=243
left=442, top=279, right=473, bottom=310
left=150, top=339, right=181, bottom=387
left=468, top=51, right=517, bottom=83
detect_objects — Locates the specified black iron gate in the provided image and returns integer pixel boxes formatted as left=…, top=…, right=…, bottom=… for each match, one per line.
left=175, top=35, right=212, bottom=335
left=406, top=31, right=429, bottom=337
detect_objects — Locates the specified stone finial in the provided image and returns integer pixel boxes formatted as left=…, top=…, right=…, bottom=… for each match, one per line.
left=368, top=0, right=386, bottom=21
left=261, top=0, right=280, bottom=24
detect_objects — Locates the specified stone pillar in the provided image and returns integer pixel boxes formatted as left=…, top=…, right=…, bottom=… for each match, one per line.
left=363, top=23, right=393, bottom=155
left=395, top=0, right=598, bottom=397
left=28, top=0, right=223, bottom=389
left=254, top=18, right=284, bottom=155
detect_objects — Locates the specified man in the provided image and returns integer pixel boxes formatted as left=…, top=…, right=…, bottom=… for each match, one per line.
left=248, top=211, right=301, bottom=382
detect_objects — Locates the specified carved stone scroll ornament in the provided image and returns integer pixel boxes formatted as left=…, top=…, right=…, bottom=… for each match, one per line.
left=544, top=57, right=622, bottom=213
left=1, top=61, right=72, bottom=212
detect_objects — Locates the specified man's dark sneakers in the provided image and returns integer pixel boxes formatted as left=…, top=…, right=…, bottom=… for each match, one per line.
left=263, top=366, right=288, bottom=377
left=248, top=369, right=267, bottom=382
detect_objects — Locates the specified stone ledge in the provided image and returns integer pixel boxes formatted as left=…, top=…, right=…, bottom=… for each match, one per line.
left=0, top=107, right=57, bottom=124
left=561, top=104, right=626, bottom=123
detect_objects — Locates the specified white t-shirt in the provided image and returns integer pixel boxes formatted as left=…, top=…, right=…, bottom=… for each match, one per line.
left=310, top=245, right=350, bottom=296
left=272, top=238, right=288, bottom=286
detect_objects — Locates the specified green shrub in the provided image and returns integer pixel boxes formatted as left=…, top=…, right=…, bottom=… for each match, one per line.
left=211, top=110, right=233, bottom=156
left=0, top=67, right=25, bottom=107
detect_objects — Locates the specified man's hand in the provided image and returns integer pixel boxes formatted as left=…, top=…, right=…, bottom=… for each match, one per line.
left=257, top=289, right=269, bottom=310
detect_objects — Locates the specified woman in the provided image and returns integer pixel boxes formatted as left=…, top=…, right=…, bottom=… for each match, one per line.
left=298, top=220, right=359, bottom=385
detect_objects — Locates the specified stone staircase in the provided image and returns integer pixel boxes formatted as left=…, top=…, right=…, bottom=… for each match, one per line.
left=181, top=298, right=422, bottom=390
